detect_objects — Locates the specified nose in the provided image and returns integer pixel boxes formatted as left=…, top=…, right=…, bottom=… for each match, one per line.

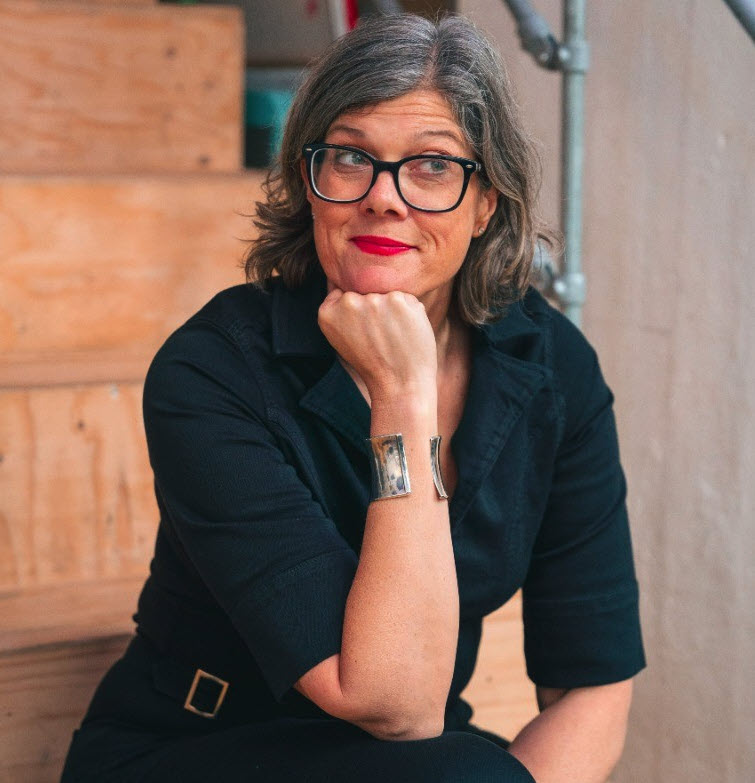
left=359, top=170, right=408, bottom=217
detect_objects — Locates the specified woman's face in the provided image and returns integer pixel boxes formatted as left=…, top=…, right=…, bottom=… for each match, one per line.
left=303, top=89, right=498, bottom=305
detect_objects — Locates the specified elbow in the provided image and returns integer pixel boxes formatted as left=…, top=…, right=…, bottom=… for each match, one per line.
left=352, top=697, right=446, bottom=742
left=295, top=654, right=446, bottom=741
left=365, top=715, right=445, bottom=742
left=339, top=677, right=447, bottom=741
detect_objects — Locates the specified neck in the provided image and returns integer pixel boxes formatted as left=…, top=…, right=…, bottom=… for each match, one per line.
left=419, top=285, right=468, bottom=371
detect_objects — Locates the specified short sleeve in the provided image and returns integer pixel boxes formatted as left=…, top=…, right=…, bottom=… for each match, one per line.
left=142, top=319, right=358, bottom=702
left=522, top=318, right=646, bottom=688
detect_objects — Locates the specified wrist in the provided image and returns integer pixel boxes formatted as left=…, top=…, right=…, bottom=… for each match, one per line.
left=369, top=378, right=436, bottom=407
left=369, top=393, right=437, bottom=432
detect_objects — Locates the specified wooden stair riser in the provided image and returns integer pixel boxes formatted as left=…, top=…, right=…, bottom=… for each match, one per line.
left=0, top=1, right=244, bottom=173
left=0, top=173, right=265, bottom=388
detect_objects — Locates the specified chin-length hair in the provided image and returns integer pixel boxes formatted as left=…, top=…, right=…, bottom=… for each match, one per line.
left=244, top=13, right=557, bottom=325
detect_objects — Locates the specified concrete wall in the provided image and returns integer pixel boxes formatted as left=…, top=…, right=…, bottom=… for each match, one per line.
left=462, top=1, right=755, bottom=780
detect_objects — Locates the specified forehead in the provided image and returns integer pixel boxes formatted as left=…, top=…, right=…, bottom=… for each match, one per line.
left=326, top=89, right=468, bottom=149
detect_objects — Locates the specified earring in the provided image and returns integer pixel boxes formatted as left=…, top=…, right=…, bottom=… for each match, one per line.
left=477, top=226, right=485, bottom=235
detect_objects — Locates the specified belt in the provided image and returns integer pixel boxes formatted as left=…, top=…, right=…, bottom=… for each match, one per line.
left=126, top=632, right=247, bottom=722
left=122, top=632, right=330, bottom=727
left=141, top=634, right=231, bottom=719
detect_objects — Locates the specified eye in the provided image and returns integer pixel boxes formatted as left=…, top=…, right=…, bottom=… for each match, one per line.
left=424, top=158, right=451, bottom=173
left=408, top=157, right=453, bottom=177
left=333, top=149, right=370, bottom=168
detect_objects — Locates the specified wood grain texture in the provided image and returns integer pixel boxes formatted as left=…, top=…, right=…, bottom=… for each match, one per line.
left=0, top=384, right=157, bottom=590
left=461, top=592, right=538, bottom=740
left=0, top=576, right=144, bottom=651
left=0, top=172, right=265, bottom=388
left=0, top=635, right=131, bottom=783
left=43, top=0, right=155, bottom=4
left=0, top=1, right=244, bottom=173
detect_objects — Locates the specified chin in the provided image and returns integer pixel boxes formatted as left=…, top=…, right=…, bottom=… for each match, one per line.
left=340, top=266, right=414, bottom=295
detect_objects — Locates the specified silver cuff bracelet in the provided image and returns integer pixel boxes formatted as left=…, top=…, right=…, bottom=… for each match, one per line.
left=430, top=435, right=449, bottom=500
left=367, top=433, right=411, bottom=500
left=365, top=433, right=448, bottom=501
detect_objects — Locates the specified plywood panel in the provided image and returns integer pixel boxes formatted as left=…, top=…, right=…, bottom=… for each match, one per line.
left=45, top=0, right=155, bottom=4
left=461, top=592, right=538, bottom=740
left=0, top=384, right=157, bottom=589
left=0, top=576, right=144, bottom=651
left=0, top=1, right=244, bottom=173
left=0, top=172, right=265, bottom=388
left=0, top=635, right=130, bottom=783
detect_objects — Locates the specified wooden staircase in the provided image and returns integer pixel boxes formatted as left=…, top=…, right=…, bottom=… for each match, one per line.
left=0, top=3, right=537, bottom=779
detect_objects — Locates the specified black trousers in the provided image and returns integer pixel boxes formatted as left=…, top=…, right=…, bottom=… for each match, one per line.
left=61, top=637, right=535, bottom=783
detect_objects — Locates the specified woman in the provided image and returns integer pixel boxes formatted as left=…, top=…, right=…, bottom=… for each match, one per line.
left=61, top=14, right=644, bottom=783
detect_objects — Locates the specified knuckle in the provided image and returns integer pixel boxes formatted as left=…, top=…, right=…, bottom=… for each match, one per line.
left=340, top=291, right=360, bottom=309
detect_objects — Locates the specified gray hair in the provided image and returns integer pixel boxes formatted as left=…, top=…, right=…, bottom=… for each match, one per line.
left=244, top=13, right=557, bottom=324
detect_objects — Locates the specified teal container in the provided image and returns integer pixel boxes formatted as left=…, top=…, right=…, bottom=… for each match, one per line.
left=245, top=89, right=294, bottom=168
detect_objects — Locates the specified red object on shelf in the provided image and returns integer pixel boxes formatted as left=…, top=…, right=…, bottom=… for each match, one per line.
left=345, top=0, right=359, bottom=29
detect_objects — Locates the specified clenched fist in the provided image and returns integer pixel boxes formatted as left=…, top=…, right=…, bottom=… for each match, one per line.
left=318, top=288, right=438, bottom=398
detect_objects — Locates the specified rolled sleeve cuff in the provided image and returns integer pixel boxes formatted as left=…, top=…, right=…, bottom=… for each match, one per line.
left=523, top=583, right=646, bottom=688
left=230, top=548, right=358, bottom=703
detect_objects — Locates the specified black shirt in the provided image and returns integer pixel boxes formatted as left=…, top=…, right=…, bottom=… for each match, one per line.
left=135, top=268, right=645, bottom=727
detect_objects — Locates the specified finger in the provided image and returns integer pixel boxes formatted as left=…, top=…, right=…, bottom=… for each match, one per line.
left=320, top=287, right=344, bottom=310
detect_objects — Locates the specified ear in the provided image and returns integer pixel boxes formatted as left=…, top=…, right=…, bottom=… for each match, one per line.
left=476, top=185, right=499, bottom=228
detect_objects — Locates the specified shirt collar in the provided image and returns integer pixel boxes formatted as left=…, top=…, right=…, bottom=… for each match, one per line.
left=271, top=266, right=333, bottom=358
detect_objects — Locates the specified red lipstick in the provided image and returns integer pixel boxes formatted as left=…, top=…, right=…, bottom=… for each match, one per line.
left=350, top=235, right=414, bottom=256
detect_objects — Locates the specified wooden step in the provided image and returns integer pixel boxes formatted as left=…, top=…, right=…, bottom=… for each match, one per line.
left=63, top=0, right=156, bottom=4
left=0, top=172, right=265, bottom=388
left=0, top=1, right=244, bottom=173
left=0, top=383, right=157, bottom=591
left=0, top=634, right=132, bottom=783
left=0, top=576, right=144, bottom=652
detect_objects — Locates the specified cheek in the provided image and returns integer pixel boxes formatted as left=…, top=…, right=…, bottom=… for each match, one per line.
left=433, top=216, right=474, bottom=257
left=312, top=213, right=350, bottom=273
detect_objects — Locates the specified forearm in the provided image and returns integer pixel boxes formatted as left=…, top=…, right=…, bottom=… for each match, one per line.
left=508, top=680, right=633, bottom=783
left=338, top=389, right=459, bottom=735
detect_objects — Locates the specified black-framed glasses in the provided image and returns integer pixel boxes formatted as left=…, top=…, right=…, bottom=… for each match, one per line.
left=302, top=143, right=482, bottom=213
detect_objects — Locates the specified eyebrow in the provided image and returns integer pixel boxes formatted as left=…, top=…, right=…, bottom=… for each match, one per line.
left=327, top=124, right=466, bottom=147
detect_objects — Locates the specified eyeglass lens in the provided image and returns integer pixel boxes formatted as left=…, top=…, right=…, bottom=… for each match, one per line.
left=311, top=147, right=466, bottom=211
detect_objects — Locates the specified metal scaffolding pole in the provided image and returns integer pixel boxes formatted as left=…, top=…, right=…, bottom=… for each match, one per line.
left=502, top=0, right=589, bottom=327
left=557, top=0, right=588, bottom=326
left=722, top=0, right=755, bottom=43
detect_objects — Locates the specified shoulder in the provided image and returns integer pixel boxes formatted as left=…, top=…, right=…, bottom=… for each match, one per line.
left=517, top=288, right=612, bottom=434
left=144, top=281, right=278, bottom=414
left=150, top=280, right=280, bottom=364
left=186, top=281, right=275, bottom=342
left=518, top=287, right=599, bottom=371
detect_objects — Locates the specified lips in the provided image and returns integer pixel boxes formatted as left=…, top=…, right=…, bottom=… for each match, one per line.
left=350, top=235, right=415, bottom=256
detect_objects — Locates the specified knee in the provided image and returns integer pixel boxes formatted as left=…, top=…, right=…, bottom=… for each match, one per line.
left=404, top=731, right=536, bottom=783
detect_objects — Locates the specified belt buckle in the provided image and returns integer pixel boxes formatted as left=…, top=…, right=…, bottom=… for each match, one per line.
left=183, top=668, right=229, bottom=719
